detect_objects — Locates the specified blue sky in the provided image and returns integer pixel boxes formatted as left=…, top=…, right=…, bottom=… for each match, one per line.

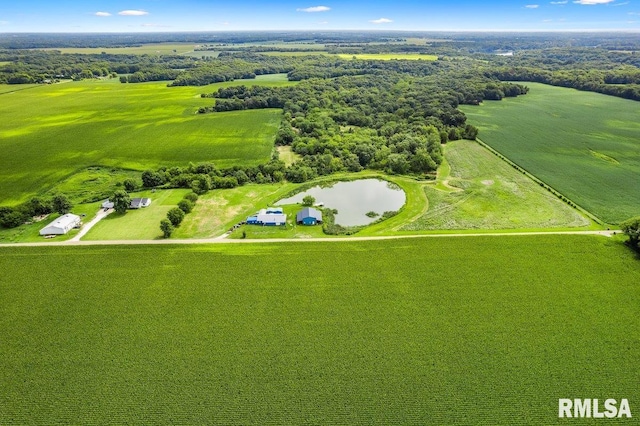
left=1, top=0, right=639, bottom=32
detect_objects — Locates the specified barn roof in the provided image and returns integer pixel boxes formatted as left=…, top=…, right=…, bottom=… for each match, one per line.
left=297, top=207, right=323, bottom=222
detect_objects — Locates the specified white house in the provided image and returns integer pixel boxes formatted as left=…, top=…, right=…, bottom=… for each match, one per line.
left=101, top=199, right=114, bottom=209
left=39, top=214, right=81, bottom=236
left=130, top=198, right=152, bottom=209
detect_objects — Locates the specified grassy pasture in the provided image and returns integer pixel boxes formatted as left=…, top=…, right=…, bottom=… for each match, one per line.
left=0, top=235, right=637, bottom=424
left=41, top=43, right=199, bottom=56
left=0, top=78, right=295, bottom=205
left=403, top=140, right=590, bottom=231
left=172, top=183, right=295, bottom=239
left=460, top=82, right=640, bottom=224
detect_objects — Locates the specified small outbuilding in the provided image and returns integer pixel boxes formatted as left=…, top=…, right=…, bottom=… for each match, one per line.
left=101, top=199, right=114, bottom=209
left=130, top=198, right=152, bottom=209
left=39, top=213, right=81, bottom=236
left=296, top=207, right=323, bottom=226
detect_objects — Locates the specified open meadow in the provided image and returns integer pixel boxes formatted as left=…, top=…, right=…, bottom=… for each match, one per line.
left=42, top=43, right=200, bottom=56
left=0, top=235, right=637, bottom=424
left=402, top=140, right=591, bottom=232
left=0, top=77, right=293, bottom=206
left=460, top=82, right=640, bottom=224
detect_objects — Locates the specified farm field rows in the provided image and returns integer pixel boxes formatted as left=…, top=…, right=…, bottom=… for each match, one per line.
left=0, top=78, right=293, bottom=206
left=460, top=82, right=640, bottom=224
left=402, top=140, right=590, bottom=231
left=0, top=235, right=637, bottom=424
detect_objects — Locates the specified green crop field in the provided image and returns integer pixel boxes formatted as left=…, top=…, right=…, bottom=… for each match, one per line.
left=0, top=83, right=39, bottom=94
left=0, top=235, right=637, bottom=424
left=0, top=78, right=294, bottom=205
left=460, top=82, right=640, bottom=224
left=403, top=140, right=590, bottom=231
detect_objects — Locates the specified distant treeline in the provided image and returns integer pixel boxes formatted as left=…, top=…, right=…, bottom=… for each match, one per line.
left=2, top=31, right=640, bottom=51
left=0, top=50, right=195, bottom=84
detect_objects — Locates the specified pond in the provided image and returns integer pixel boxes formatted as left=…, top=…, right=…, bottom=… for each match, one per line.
left=277, top=179, right=406, bottom=227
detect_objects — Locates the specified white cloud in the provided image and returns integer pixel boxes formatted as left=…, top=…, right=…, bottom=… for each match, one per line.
left=118, top=10, right=149, bottom=16
left=550, top=1, right=568, bottom=4
left=613, top=1, right=630, bottom=5
left=370, top=18, right=393, bottom=24
left=94, top=12, right=112, bottom=17
left=573, top=0, right=615, bottom=4
left=525, top=4, right=540, bottom=8
left=296, top=6, right=331, bottom=12
left=318, top=20, right=329, bottom=24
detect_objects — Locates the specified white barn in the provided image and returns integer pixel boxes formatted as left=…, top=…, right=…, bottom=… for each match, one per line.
left=39, top=214, right=81, bottom=236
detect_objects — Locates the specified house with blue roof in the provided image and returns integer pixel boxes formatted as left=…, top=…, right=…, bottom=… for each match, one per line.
left=296, top=207, right=323, bottom=226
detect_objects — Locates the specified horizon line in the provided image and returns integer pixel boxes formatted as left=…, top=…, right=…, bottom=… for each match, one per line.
left=1, top=29, right=640, bottom=35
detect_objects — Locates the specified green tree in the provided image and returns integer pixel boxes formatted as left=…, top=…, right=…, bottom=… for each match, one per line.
left=160, top=219, right=174, bottom=238
left=167, top=207, right=185, bottom=227
left=111, top=190, right=131, bottom=214
left=23, top=197, right=52, bottom=217
left=123, top=178, right=138, bottom=192
left=0, top=207, right=26, bottom=228
left=141, top=170, right=166, bottom=188
left=387, top=154, right=410, bottom=175
left=302, top=195, right=316, bottom=207
left=184, top=192, right=199, bottom=203
left=51, top=194, right=72, bottom=215
left=178, top=199, right=194, bottom=214
left=621, top=216, right=640, bottom=249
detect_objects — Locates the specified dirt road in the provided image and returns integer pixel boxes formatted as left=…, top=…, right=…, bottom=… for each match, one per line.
left=0, top=229, right=618, bottom=248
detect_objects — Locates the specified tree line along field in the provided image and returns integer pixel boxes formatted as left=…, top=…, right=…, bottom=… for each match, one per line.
left=0, top=77, right=294, bottom=206
left=0, top=235, right=637, bottom=424
left=460, top=82, right=640, bottom=224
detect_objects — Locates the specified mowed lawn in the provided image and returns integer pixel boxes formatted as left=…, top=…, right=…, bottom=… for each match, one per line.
left=0, top=236, right=638, bottom=424
left=84, top=189, right=190, bottom=240
left=403, top=140, right=590, bottom=231
left=461, top=82, right=640, bottom=224
left=0, top=78, right=290, bottom=205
